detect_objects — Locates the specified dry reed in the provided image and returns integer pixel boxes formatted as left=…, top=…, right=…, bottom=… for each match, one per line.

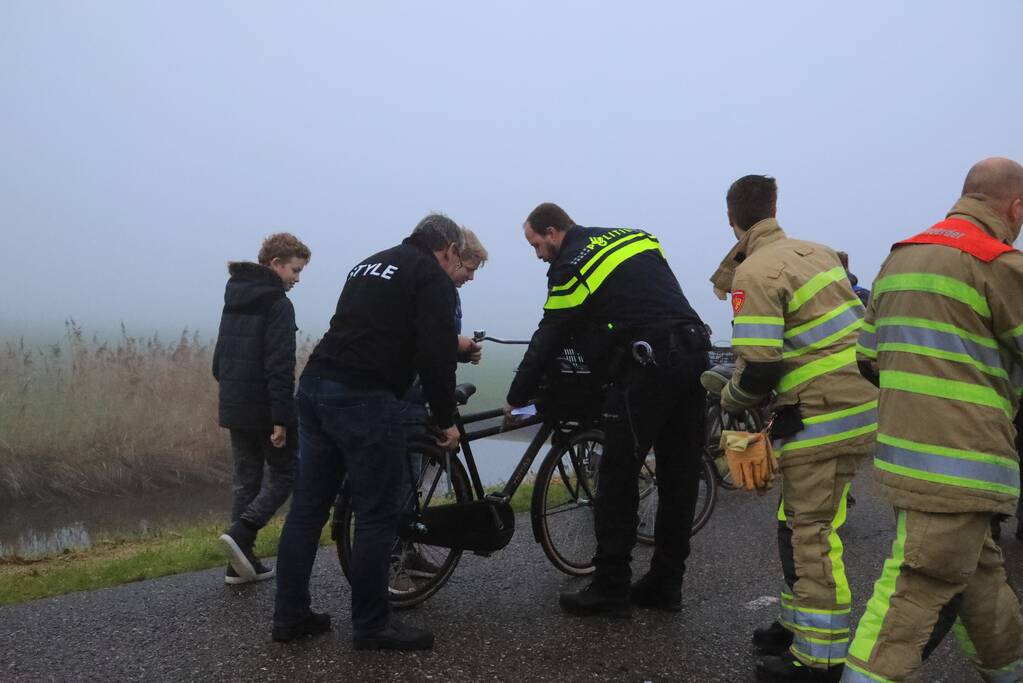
left=0, top=321, right=314, bottom=504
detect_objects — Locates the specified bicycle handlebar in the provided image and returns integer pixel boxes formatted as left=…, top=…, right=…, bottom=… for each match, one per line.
left=472, top=329, right=529, bottom=345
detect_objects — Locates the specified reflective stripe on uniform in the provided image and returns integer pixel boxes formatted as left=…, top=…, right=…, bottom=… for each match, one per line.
left=848, top=511, right=908, bottom=662
left=773, top=401, right=877, bottom=455
left=1007, top=321, right=1023, bottom=358
left=828, top=483, right=853, bottom=605
left=544, top=233, right=663, bottom=310
left=842, top=661, right=895, bottom=682
left=792, top=633, right=848, bottom=665
left=788, top=266, right=849, bottom=313
left=783, top=300, right=864, bottom=358
left=857, top=322, right=878, bottom=359
left=872, top=273, right=991, bottom=317
left=733, top=315, right=785, bottom=348
left=879, top=370, right=1015, bottom=417
left=875, top=317, right=1010, bottom=380
left=875, top=434, right=1020, bottom=495
left=778, top=347, right=857, bottom=393
left=779, top=590, right=852, bottom=634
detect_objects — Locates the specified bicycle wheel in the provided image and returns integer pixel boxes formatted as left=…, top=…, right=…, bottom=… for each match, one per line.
left=334, top=444, right=471, bottom=609
left=689, top=456, right=718, bottom=535
left=636, top=446, right=719, bottom=544
left=531, top=429, right=602, bottom=576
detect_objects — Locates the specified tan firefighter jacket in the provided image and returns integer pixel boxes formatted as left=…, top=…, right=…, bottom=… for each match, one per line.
left=711, top=218, right=878, bottom=468
left=856, top=196, right=1023, bottom=514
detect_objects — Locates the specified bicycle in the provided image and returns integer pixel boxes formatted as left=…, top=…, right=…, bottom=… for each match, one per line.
left=330, top=332, right=719, bottom=608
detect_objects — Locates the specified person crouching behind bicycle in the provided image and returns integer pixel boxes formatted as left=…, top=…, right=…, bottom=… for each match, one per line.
left=272, top=214, right=463, bottom=651
left=393, top=227, right=487, bottom=591
left=505, top=202, right=710, bottom=618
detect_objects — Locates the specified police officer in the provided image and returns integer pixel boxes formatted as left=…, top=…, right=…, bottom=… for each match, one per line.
left=504, top=202, right=709, bottom=617
left=272, top=214, right=463, bottom=650
left=843, top=158, right=1023, bottom=682
left=711, top=176, right=877, bottom=682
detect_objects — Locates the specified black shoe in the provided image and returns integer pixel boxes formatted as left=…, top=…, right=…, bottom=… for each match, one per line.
left=225, top=559, right=275, bottom=585
left=353, top=619, right=434, bottom=651
left=559, top=583, right=632, bottom=618
left=630, top=572, right=682, bottom=612
left=219, top=521, right=259, bottom=579
left=1016, top=522, right=1023, bottom=541
left=756, top=653, right=842, bottom=682
left=753, top=620, right=794, bottom=655
left=272, top=611, right=332, bottom=643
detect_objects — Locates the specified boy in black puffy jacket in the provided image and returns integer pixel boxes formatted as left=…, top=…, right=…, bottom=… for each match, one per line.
left=212, top=233, right=310, bottom=584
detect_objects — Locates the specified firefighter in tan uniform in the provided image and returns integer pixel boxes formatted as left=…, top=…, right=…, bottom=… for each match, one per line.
left=841, top=159, right=1023, bottom=683
left=711, top=175, right=878, bottom=682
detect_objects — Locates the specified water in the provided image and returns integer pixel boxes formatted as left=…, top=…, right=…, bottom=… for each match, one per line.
left=0, top=483, right=230, bottom=559
left=0, top=431, right=547, bottom=559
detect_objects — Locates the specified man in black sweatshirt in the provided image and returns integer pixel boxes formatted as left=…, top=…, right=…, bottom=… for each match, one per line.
left=272, top=214, right=462, bottom=651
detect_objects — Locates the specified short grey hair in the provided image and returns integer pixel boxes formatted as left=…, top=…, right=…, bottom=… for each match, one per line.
left=412, top=213, right=464, bottom=252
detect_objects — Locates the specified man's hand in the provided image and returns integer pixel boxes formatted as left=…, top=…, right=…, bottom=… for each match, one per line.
left=270, top=425, right=287, bottom=449
left=457, top=336, right=483, bottom=364
left=435, top=425, right=460, bottom=451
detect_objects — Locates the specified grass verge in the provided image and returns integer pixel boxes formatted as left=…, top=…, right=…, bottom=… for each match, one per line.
left=0, top=516, right=332, bottom=607
left=0, top=480, right=535, bottom=607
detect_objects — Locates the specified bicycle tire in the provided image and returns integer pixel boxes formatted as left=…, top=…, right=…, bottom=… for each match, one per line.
left=334, top=443, right=471, bottom=609
left=635, top=445, right=719, bottom=544
left=531, top=429, right=603, bottom=576
left=689, top=456, right=718, bottom=535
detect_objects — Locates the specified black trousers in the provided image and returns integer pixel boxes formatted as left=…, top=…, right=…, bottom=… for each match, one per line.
left=591, top=350, right=708, bottom=592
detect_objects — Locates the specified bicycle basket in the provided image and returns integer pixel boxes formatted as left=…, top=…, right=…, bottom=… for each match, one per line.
left=708, top=344, right=735, bottom=366
left=536, top=347, right=604, bottom=421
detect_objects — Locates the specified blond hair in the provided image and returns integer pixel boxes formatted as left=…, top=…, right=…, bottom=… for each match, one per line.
left=460, top=228, right=488, bottom=266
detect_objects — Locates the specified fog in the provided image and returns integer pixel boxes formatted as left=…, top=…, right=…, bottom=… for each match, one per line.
left=3, top=1, right=1022, bottom=346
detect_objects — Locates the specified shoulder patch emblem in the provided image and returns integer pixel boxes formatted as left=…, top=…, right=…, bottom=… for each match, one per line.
left=731, top=290, right=746, bottom=314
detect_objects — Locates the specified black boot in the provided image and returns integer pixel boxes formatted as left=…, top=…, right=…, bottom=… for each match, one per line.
left=559, top=582, right=632, bottom=618
left=753, top=620, right=794, bottom=655
left=353, top=619, right=434, bottom=651
left=272, top=610, right=332, bottom=643
left=630, top=572, right=682, bottom=612
left=756, top=652, right=842, bottom=682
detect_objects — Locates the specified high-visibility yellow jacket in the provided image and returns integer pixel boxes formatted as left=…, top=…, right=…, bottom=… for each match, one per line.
left=714, top=218, right=878, bottom=467
left=857, top=196, right=1023, bottom=514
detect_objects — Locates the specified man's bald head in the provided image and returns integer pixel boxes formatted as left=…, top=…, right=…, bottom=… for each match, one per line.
left=962, top=157, right=1023, bottom=205
left=962, top=157, right=1023, bottom=240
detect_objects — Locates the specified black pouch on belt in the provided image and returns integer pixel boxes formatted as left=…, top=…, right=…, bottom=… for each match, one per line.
left=770, top=404, right=804, bottom=440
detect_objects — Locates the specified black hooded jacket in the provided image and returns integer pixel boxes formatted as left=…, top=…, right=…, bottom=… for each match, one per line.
left=212, top=262, right=297, bottom=429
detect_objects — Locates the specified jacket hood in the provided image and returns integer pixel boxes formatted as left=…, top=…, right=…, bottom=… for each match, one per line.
left=224, top=261, right=285, bottom=308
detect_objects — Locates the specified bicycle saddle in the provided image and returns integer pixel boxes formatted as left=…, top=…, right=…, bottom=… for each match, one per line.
left=454, top=383, right=477, bottom=406
left=700, top=363, right=735, bottom=397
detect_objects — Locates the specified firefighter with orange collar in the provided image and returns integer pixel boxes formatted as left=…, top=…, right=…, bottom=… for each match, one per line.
left=711, top=175, right=878, bottom=682
left=841, top=159, right=1023, bottom=683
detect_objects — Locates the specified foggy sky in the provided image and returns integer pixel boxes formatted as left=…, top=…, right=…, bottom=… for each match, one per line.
left=3, top=1, right=1022, bottom=346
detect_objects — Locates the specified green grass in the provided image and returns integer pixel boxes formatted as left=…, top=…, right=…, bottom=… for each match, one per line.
left=0, top=516, right=332, bottom=606
left=1, top=476, right=537, bottom=607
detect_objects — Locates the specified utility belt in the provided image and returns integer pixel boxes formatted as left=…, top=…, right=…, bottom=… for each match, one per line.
left=607, top=322, right=711, bottom=377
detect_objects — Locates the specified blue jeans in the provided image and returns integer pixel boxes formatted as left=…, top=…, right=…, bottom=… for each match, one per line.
left=273, top=376, right=407, bottom=634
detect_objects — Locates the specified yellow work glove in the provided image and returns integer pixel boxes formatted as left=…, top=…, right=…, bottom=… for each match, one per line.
left=721, top=430, right=778, bottom=494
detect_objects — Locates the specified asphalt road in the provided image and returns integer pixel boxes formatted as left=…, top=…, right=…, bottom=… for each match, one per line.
left=4, top=474, right=1022, bottom=682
